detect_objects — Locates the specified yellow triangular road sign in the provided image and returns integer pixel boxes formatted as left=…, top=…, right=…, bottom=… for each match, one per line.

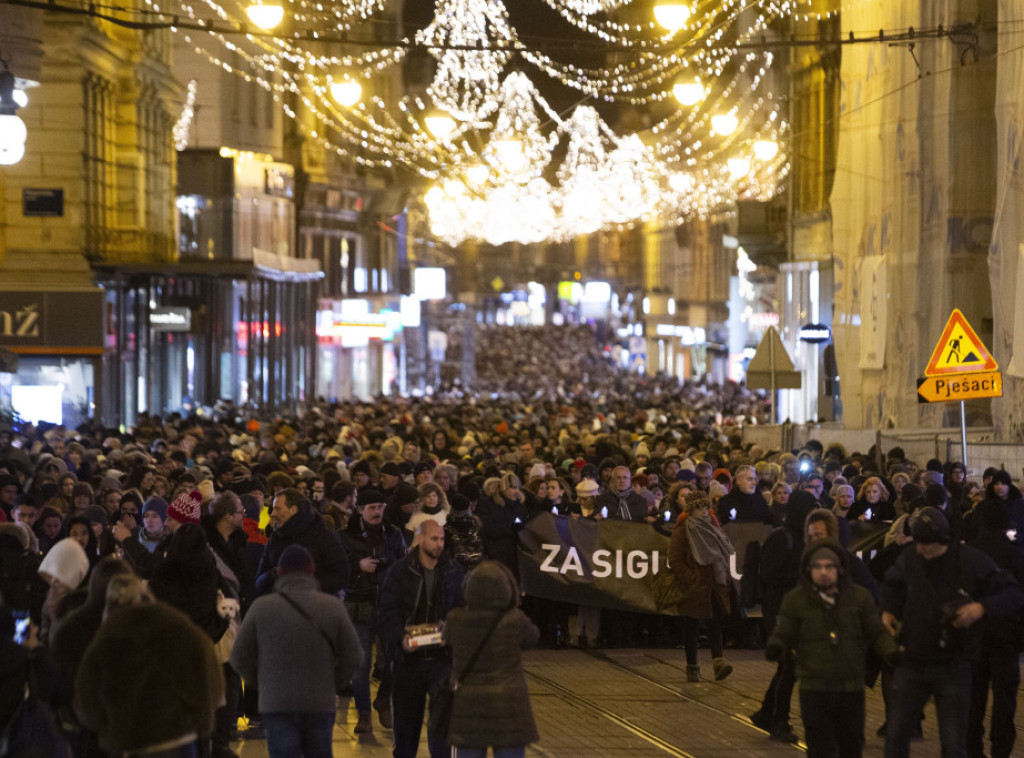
left=924, top=309, right=998, bottom=377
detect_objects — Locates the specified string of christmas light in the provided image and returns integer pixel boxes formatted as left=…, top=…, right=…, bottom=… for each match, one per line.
left=168, top=0, right=792, bottom=244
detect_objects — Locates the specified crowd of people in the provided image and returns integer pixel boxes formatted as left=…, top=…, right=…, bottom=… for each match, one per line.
left=0, top=323, right=1022, bottom=758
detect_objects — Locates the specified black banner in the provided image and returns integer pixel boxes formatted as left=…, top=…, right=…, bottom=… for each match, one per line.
left=517, top=513, right=891, bottom=614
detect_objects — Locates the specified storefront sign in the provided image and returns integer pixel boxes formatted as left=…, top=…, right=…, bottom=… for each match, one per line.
left=150, top=306, right=192, bottom=332
left=0, top=291, right=104, bottom=351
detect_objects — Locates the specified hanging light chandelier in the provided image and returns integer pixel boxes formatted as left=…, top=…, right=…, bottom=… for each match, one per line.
left=167, top=0, right=788, bottom=245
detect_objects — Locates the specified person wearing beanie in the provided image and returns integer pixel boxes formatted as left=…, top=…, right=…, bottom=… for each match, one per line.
left=970, top=469, right=1024, bottom=545
left=379, top=461, right=402, bottom=499
left=881, top=507, right=1024, bottom=758
left=349, top=459, right=373, bottom=489
left=38, top=536, right=91, bottom=643
left=138, top=496, right=172, bottom=554
left=413, top=461, right=435, bottom=487
left=341, top=487, right=407, bottom=733
left=385, top=481, right=422, bottom=534
left=254, top=487, right=350, bottom=598
left=112, top=490, right=202, bottom=579
left=965, top=499, right=1024, bottom=758
left=765, top=539, right=898, bottom=758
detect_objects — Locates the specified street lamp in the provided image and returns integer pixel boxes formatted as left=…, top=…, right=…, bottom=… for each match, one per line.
left=0, top=63, right=27, bottom=166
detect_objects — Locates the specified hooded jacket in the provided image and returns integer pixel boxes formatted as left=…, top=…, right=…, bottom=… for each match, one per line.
left=768, top=539, right=897, bottom=692
left=445, top=561, right=540, bottom=749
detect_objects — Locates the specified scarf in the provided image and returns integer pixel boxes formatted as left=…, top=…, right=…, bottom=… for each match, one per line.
left=686, top=513, right=734, bottom=586
left=612, top=488, right=633, bottom=519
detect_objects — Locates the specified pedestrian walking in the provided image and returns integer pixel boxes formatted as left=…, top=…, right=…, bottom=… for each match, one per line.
left=767, top=540, right=899, bottom=758
left=668, top=489, right=735, bottom=683
left=881, top=507, right=1024, bottom=758
left=445, top=561, right=540, bottom=758
left=378, top=519, right=464, bottom=758
left=230, top=544, right=362, bottom=758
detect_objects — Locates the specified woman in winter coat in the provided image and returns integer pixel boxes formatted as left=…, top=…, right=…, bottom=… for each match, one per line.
left=668, top=490, right=735, bottom=683
left=148, top=523, right=227, bottom=643
left=445, top=560, right=540, bottom=758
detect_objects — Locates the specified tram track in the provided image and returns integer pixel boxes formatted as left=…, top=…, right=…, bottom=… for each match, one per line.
left=525, top=648, right=807, bottom=756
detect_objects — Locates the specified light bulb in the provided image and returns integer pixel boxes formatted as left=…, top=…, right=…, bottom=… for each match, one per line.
left=13, top=90, right=28, bottom=108
left=672, top=77, right=703, bottom=106
left=753, top=139, right=779, bottom=161
left=245, top=3, right=284, bottom=29
left=711, top=112, right=738, bottom=136
left=330, top=78, right=362, bottom=106
left=425, top=112, right=456, bottom=140
left=728, top=156, right=751, bottom=178
left=0, top=113, right=27, bottom=165
left=465, top=163, right=489, bottom=186
left=653, top=2, right=691, bottom=32
left=492, top=138, right=526, bottom=173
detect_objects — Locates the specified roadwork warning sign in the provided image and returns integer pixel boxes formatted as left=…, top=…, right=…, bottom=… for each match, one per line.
left=924, top=309, right=998, bottom=377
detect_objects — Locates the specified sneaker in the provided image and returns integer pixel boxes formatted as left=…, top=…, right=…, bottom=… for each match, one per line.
left=769, top=726, right=800, bottom=743
left=375, top=703, right=393, bottom=729
left=712, top=657, right=733, bottom=681
left=355, top=711, right=373, bottom=734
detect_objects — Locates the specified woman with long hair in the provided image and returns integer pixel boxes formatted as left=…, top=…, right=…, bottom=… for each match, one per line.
left=851, top=477, right=893, bottom=521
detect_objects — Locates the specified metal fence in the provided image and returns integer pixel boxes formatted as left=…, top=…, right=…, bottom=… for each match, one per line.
left=742, top=423, right=1023, bottom=483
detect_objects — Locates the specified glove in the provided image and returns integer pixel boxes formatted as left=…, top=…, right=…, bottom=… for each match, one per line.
left=764, top=641, right=784, bottom=662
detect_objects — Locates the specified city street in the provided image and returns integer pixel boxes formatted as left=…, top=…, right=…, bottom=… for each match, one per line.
left=234, top=646, right=978, bottom=757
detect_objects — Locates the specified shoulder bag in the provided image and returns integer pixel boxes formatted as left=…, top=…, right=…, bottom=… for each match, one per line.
left=428, top=610, right=504, bottom=739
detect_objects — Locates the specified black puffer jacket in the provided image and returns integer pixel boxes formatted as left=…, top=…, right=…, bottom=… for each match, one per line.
left=255, top=510, right=350, bottom=596
left=446, top=562, right=539, bottom=749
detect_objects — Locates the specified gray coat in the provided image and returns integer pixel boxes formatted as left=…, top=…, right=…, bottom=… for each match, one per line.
left=230, top=572, right=362, bottom=713
left=445, top=561, right=540, bottom=749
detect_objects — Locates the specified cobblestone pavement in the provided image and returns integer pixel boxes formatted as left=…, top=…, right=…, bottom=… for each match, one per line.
left=233, top=646, right=1000, bottom=757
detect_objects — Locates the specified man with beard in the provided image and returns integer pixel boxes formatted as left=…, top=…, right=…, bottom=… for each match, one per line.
left=379, top=519, right=463, bottom=758
left=342, top=488, right=407, bottom=734
left=767, top=541, right=899, bottom=758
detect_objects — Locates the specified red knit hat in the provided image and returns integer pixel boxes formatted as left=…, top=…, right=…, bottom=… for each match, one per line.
left=166, top=491, right=202, bottom=525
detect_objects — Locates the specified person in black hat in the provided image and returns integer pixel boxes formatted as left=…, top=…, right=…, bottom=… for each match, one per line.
left=385, top=482, right=421, bottom=537
left=971, top=470, right=1024, bottom=546
left=232, top=544, right=362, bottom=757
left=341, top=488, right=407, bottom=734
left=413, top=461, right=434, bottom=487
left=379, top=462, right=402, bottom=500
left=350, top=459, right=373, bottom=489
left=965, top=499, right=1024, bottom=758
left=880, top=507, right=1024, bottom=758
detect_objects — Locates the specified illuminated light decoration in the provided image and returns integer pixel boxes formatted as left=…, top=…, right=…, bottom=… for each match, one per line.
left=329, top=76, right=362, bottom=106
left=173, top=80, right=198, bottom=151
left=245, top=1, right=284, bottom=29
left=653, top=2, right=691, bottom=32
left=727, top=156, right=751, bottom=178
left=166, top=0, right=791, bottom=245
left=416, top=0, right=516, bottom=123
left=465, top=162, right=490, bottom=186
left=672, top=76, right=703, bottom=106
left=711, top=111, right=739, bottom=136
left=0, top=64, right=27, bottom=166
left=424, top=111, right=457, bottom=140
left=753, top=138, right=779, bottom=161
